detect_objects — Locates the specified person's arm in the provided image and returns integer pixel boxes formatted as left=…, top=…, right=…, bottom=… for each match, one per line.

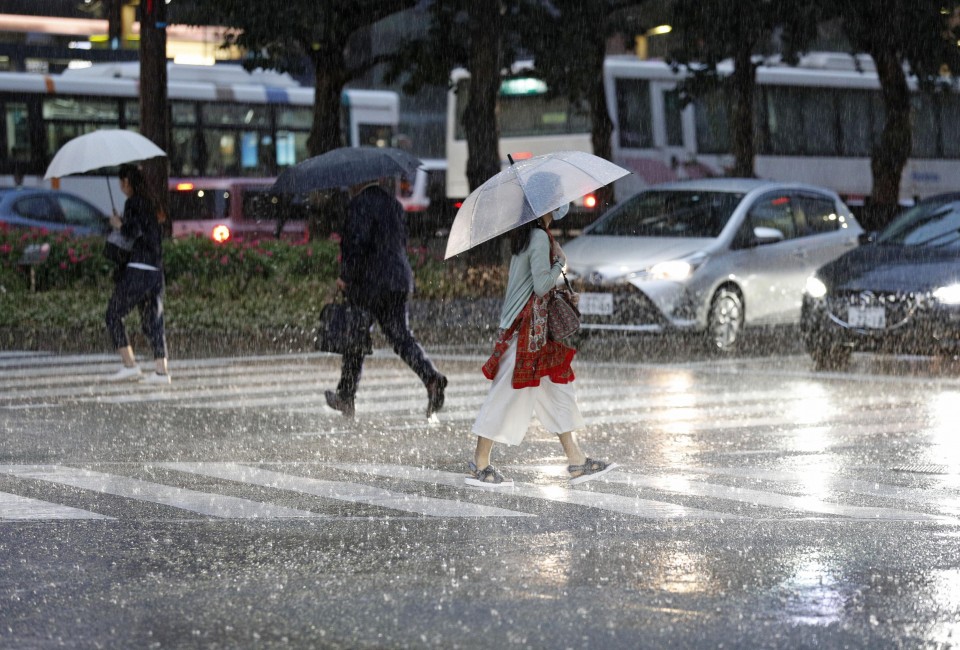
left=339, top=198, right=374, bottom=287
left=119, top=197, right=145, bottom=241
left=530, top=230, right=562, bottom=297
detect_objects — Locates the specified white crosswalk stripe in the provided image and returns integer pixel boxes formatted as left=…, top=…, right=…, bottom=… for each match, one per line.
left=0, top=490, right=112, bottom=521
left=155, top=462, right=532, bottom=518
left=0, top=461, right=956, bottom=523
left=0, top=465, right=325, bottom=520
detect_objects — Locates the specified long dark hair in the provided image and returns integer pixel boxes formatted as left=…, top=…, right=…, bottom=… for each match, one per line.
left=509, top=217, right=547, bottom=255
left=118, top=163, right=166, bottom=223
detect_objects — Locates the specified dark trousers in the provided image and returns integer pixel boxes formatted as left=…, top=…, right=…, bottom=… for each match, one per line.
left=337, top=290, right=439, bottom=399
left=105, top=268, right=167, bottom=359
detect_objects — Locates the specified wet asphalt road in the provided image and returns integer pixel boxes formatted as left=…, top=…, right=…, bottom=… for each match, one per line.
left=1, top=336, right=959, bottom=649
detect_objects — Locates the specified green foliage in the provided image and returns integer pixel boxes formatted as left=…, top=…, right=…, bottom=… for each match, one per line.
left=0, top=228, right=505, bottom=339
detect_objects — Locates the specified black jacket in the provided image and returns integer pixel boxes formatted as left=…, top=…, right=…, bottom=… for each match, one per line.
left=340, top=185, right=413, bottom=303
left=120, top=194, right=163, bottom=269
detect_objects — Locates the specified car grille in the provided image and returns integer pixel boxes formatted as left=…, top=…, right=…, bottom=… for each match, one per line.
left=825, top=290, right=923, bottom=330
left=571, top=282, right=666, bottom=327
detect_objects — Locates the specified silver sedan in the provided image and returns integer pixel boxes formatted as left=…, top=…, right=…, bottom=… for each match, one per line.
left=563, top=178, right=863, bottom=352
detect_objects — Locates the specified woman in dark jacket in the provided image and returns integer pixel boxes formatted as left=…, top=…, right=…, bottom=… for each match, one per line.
left=104, top=164, right=170, bottom=383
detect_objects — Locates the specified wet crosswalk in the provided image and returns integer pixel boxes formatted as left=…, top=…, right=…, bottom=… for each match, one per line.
left=1, top=351, right=958, bottom=524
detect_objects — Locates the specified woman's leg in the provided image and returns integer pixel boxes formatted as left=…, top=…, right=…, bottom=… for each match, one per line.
left=137, top=273, right=168, bottom=368
left=474, top=436, right=495, bottom=470
left=118, top=345, right=136, bottom=368
left=557, top=432, right=587, bottom=467
left=106, top=271, right=146, bottom=368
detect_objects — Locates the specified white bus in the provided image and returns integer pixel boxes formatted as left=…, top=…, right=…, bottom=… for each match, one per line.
left=446, top=53, right=960, bottom=220
left=0, top=62, right=400, bottom=216
left=605, top=52, right=960, bottom=204
left=445, top=63, right=594, bottom=214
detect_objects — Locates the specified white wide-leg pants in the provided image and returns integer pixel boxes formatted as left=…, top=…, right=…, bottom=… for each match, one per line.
left=471, top=338, right=586, bottom=446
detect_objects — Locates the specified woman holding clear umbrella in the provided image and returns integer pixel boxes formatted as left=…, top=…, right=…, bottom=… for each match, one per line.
left=465, top=195, right=616, bottom=487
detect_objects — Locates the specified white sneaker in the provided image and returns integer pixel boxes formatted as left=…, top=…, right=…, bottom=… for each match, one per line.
left=107, top=366, right=142, bottom=382
left=142, top=372, right=171, bottom=385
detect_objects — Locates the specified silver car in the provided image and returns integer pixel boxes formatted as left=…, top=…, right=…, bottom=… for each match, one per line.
left=563, top=179, right=863, bottom=351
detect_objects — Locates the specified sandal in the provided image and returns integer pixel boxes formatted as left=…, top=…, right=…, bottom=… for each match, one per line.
left=465, top=462, right=514, bottom=488
left=568, top=458, right=618, bottom=485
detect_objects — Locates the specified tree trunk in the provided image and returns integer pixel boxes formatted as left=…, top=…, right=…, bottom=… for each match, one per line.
left=866, top=48, right=911, bottom=232
left=464, top=0, right=503, bottom=192
left=589, top=36, right=615, bottom=215
left=464, top=0, right=504, bottom=264
left=308, top=52, right=348, bottom=157
left=729, top=44, right=756, bottom=178
left=139, top=0, right=170, bottom=236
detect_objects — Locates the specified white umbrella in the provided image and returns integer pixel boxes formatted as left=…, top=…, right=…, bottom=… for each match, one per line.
left=44, top=129, right=167, bottom=180
left=444, top=150, right=630, bottom=259
left=43, top=129, right=167, bottom=213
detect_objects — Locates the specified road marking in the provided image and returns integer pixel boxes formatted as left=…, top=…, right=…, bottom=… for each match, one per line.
left=589, top=469, right=952, bottom=522
left=0, top=490, right=112, bottom=521
left=687, top=466, right=960, bottom=518
left=156, top=462, right=533, bottom=518
left=328, top=463, right=742, bottom=520
left=0, top=465, right=325, bottom=520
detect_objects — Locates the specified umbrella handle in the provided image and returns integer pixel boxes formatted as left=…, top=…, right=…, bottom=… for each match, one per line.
left=105, top=177, right=116, bottom=215
left=507, top=154, right=515, bottom=165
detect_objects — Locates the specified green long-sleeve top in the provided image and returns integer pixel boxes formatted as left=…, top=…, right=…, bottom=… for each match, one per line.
left=498, top=228, right=563, bottom=331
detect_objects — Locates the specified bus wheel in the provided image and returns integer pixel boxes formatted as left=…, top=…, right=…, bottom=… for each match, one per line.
left=705, top=286, right=744, bottom=353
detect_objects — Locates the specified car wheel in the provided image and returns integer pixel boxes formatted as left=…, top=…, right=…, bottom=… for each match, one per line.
left=706, top=286, right=744, bottom=353
left=810, top=344, right=851, bottom=371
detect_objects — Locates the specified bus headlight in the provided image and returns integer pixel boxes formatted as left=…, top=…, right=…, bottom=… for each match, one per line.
left=211, top=224, right=231, bottom=243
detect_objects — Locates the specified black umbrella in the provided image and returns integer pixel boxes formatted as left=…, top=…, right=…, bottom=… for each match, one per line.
left=271, top=146, right=422, bottom=195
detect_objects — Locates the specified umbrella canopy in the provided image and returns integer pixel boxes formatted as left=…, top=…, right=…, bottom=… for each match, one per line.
left=43, top=129, right=167, bottom=180
left=444, top=150, right=631, bottom=259
left=271, top=146, right=421, bottom=195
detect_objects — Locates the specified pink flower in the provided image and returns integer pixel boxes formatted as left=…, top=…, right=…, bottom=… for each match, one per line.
left=220, top=255, right=229, bottom=265
left=59, top=262, right=67, bottom=269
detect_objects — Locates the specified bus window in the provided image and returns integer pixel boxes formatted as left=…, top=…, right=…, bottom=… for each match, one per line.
left=615, top=78, right=653, bottom=148
left=168, top=185, right=226, bottom=222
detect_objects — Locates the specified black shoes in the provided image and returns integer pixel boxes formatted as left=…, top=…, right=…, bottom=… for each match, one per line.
left=426, top=375, right=447, bottom=417
left=325, top=390, right=355, bottom=419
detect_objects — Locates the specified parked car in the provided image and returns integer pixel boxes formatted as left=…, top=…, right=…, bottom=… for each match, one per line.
left=801, top=194, right=960, bottom=369
left=0, top=187, right=110, bottom=236
left=563, top=178, right=862, bottom=352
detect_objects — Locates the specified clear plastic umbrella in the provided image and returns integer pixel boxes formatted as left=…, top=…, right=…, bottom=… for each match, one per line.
left=444, top=150, right=630, bottom=259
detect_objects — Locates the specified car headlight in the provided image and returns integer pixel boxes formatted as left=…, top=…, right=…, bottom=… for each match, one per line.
left=804, top=276, right=828, bottom=299
left=933, top=283, right=960, bottom=305
left=647, top=253, right=708, bottom=282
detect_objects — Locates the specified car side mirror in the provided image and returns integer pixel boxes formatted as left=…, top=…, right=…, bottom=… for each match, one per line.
left=858, top=231, right=876, bottom=245
left=752, top=226, right=785, bottom=246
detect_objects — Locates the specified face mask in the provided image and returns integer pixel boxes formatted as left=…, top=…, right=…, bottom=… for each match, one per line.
left=553, top=203, right=570, bottom=221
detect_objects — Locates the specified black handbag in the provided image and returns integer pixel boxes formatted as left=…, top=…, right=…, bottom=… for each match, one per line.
left=103, top=230, right=134, bottom=267
left=315, top=297, right=373, bottom=355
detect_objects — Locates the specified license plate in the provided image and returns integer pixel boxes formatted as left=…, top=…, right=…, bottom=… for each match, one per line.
left=848, top=306, right=885, bottom=328
left=578, top=292, right=614, bottom=316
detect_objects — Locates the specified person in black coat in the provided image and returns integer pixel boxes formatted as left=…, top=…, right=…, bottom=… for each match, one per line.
left=325, top=179, right=446, bottom=418
left=104, top=164, right=170, bottom=384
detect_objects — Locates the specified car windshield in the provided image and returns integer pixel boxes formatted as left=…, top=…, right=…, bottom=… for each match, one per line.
left=586, top=190, right=744, bottom=238
left=877, top=201, right=960, bottom=247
